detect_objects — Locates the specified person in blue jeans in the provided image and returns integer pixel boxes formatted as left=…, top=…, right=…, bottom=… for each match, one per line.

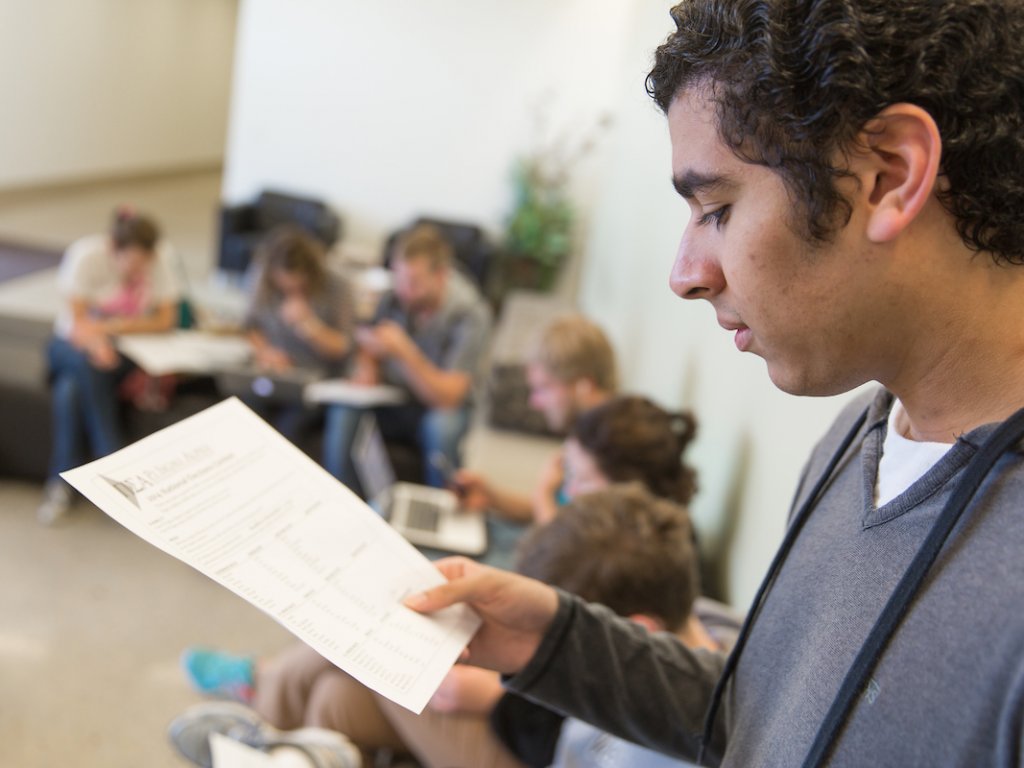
left=322, top=223, right=491, bottom=492
left=37, top=207, right=180, bottom=525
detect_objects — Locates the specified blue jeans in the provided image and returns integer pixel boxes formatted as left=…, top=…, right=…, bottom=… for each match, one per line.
left=46, top=336, right=132, bottom=480
left=322, top=402, right=471, bottom=494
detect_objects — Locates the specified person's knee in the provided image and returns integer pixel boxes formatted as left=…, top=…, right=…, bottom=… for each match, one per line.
left=305, top=671, right=368, bottom=734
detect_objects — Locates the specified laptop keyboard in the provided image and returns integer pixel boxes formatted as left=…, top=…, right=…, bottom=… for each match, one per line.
left=405, top=499, right=442, bottom=532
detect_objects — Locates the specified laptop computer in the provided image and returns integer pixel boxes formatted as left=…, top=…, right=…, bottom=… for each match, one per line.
left=351, top=413, right=488, bottom=556
left=215, top=366, right=321, bottom=405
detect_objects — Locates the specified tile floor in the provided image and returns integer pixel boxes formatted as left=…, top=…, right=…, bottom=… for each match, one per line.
left=0, top=171, right=557, bottom=767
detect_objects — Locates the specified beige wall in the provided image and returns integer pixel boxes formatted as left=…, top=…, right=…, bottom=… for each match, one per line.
left=0, top=0, right=237, bottom=189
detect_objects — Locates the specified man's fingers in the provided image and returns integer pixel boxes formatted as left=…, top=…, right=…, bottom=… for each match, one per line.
left=405, top=580, right=464, bottom=613
left=404, top=557, right=481, bottom=613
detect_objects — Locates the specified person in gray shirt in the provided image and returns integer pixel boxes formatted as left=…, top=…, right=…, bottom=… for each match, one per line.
left=322, top=223, right=491, bottom=490
left=403, top=1, right=1024, bottom=766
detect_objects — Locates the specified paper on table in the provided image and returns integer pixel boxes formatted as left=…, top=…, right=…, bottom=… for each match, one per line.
left=61, top=397, right=480, bottom=713
left=303, top=378, right=406, bottom=407
left=117, top=330, right=252, bottom=375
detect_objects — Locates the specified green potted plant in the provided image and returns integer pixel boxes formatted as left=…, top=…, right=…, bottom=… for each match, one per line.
left=499, top=109, right=611, bottom=295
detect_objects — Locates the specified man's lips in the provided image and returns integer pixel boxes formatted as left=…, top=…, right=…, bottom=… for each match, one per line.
left=718, top=317, right=752, bottom=351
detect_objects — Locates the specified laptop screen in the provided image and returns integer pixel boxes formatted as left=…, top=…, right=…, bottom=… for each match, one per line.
left=351, top=413, right=397, bottom=502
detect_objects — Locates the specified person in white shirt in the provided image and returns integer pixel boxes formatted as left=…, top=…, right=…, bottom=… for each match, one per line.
left=38, top=207, right=180, bottom=525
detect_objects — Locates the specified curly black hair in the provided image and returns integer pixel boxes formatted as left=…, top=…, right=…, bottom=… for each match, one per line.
left=646, top=0, right=1024, bottom=263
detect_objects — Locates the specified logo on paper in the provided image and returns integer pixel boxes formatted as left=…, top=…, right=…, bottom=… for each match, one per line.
left=102, top=474, right=142, bottom=509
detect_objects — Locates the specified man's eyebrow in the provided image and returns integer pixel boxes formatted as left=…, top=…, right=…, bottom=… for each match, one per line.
left=672, top=171, right=734, bottom=200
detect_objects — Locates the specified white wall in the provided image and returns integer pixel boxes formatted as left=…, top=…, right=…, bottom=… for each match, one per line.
left=576, top=1, right=862, bottom=606
left=0, top=0, right=237, bottom=189
left=223, top=0, right=631, bottom=252
left=226, top=0, right=863, bottom=608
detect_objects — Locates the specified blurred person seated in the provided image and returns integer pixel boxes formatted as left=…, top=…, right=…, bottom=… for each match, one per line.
left=461, top=392, right=697, bottom=528
left=38, top=206, right=180, bottom=525
left=455, top=313, right=618, bottom=524
left=321, top=223, right=492, bottom=490
left=241, top=226, right=355, bottom=441
left=171, top=484, right=738, bottom=768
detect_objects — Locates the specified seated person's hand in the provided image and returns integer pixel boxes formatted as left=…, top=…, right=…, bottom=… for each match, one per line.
left=427, top=663, right=503, bottom=715
left=253, top=345, right=292, bottom=373
left=72, top=320, right=119, bottom=370
left=451, top=469, right=493, bottom=512
left=349, top=351, right=380, bottom=386
left=279, top=295, right=314, bottom=328
left=88, top=337, right=120, bottom=370
left=356, top=320, right=413, bottom=360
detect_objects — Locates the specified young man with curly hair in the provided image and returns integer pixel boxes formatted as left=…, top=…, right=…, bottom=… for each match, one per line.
left=408, top=1, right=1024, bottom=765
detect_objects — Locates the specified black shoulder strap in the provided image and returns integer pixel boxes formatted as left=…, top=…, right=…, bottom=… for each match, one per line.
left=698, top=408, right=869, bottom=765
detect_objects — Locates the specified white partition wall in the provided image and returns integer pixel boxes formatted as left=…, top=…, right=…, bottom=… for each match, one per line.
left=222, top=0, right=631, bottom=251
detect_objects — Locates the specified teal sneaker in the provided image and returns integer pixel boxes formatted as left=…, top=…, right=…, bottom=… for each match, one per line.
left=181, top=647, right=255, bottom=703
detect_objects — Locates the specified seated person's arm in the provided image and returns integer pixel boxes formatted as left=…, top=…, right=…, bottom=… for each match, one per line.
left=102, top=299, right=177, bottom=335
left=294, top=316, right=351, bottom=360
left=280, top=294, right=352, bottom=361
left=349, top=347, right=381, bottom=385
left=247, top=329, right=292, bottom=372
left=68, top=298, right=118, bottom=368
left=427, top=663, right=504, bottom=715
left=531, top=450, right=564, bottom=525
left=453, top=469, right=535, bottom=523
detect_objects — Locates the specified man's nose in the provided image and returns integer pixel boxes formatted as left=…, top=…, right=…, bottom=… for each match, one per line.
left=669, top=239, right=725, bottom=300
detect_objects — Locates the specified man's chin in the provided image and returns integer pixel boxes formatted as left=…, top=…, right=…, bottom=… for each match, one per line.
left=766, top=361, right=865, bottom=398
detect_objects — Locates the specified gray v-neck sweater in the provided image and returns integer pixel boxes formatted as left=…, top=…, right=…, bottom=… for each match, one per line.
left=507, top=387, right=1024, bottom=766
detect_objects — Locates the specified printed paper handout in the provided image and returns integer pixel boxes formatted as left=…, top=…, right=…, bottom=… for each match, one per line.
left=61, top=397, right=479, bottom=713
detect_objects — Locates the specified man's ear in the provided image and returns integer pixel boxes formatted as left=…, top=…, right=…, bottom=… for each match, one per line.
left=854, top=103, right=942, bottom=244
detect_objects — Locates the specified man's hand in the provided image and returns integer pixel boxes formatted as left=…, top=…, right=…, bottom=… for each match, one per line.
left=405, top=557, right=559, bottom=674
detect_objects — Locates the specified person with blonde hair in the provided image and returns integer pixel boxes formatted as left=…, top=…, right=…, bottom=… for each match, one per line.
left=455, top=313, right=618, bottom=524
left=524, top=312, right=617, bottom=432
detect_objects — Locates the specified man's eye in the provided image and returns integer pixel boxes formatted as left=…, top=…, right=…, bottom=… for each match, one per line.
left=697, top=205, right=730, bottom=229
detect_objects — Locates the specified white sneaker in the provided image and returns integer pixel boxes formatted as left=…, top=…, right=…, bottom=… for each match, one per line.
left=36, top=479, right=74, bottom=526
left=168, top=701, right=362, bottom=768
